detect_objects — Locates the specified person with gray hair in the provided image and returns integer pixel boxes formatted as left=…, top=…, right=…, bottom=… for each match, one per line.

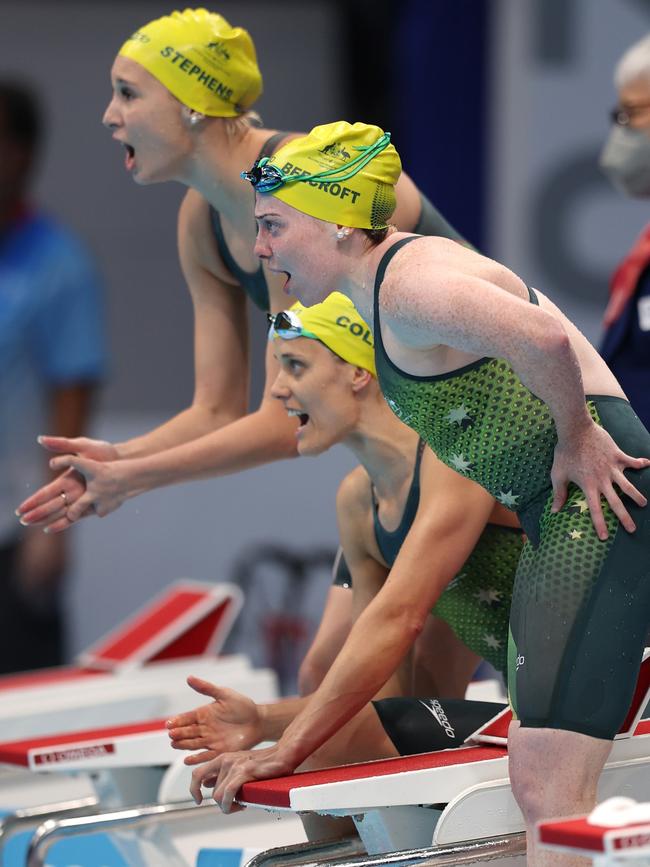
left=599, top=33, right=650, bottom=428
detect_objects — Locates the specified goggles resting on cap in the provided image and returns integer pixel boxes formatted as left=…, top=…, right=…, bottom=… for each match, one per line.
left=242, top=132, right=392, bottom=193
left=267, top=310, right=318, bottom=341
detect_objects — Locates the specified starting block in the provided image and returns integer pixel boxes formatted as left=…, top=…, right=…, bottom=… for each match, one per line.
left=0, top=719, right=305, bottom=867
left=231, top=654, right=650, bottom=865
left=538, top=799, right=650, bottom=864
left=0, top=582, right=299, bottom=865
left=0, top=581, right=256, bottom=744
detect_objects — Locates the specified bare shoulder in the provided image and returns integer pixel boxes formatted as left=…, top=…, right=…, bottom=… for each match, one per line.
left=378, top=235, right=529, bottom=335
left=336, top=465, right=373, bottom=521
left=178, top=189, right=238, bottom=289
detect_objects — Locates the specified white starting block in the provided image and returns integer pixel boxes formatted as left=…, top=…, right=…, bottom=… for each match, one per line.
left=0, top=719, right=305, bottom=867
left=0, top=580, right=293, bottom=865
left=225, top=653, right=650, bottom=867
left=538, top=800, right=650, bottom=864
left=0, top=580, right=265, bottom=744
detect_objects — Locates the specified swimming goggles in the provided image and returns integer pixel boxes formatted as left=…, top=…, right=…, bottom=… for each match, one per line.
left=241, top=132, right=392, bottom=193
left=241, top=160, right=286, bottom=193
left=267, top=310, right=318, bottom=341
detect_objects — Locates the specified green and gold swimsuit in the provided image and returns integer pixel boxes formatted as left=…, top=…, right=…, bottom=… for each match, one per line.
left=373, top=236, right=650, bottom=740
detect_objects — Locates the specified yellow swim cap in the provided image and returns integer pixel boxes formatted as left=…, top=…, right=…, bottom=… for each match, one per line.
left=119, top=8, right=262, bottom=117
left=243, top=121, right=401, bottom=229
left=270, top=292, right=376, bottom=376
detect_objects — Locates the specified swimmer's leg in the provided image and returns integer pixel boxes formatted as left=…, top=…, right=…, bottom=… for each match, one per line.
left=297, top=700, right=398, bottom=842
left=508, top=720, right=611, bottom=867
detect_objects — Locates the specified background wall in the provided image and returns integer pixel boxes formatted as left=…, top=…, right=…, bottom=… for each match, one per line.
left=1, top=0, right=649, bottom=676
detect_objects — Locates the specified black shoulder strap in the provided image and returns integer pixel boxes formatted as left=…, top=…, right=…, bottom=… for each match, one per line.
left=257, top=131, right=291, bottom=161
left=374, top=237, right=422, bottom=300
left=373, top=236, right=423, bottom=348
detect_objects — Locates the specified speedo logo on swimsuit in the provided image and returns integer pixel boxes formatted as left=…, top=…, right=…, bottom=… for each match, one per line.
left=335, top=315, right=373, bottom=346
left=419, top=699, right=456, bottom=739
left=279, top=162, right=362, bottom=203
left=160, top=47, right=234, bottom=102
left=516, top=654, right=525, bottom=671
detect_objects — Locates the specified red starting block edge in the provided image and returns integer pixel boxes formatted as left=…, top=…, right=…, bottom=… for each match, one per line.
left=469, top=649, right=650, bottom=747
left=0, top=718, right=169, bottom=770
left=76, top=580, right=243, bottom=672
left=238, top=744, right=508, bottom=811
left=0, top=581, right=243, bottom=694
left=538, top=815, right=650, bottom=858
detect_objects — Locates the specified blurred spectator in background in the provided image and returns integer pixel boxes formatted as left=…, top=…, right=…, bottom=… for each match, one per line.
left=0, top=80, right=107, bottom=673
left=600, top=34, right=650, bottom=429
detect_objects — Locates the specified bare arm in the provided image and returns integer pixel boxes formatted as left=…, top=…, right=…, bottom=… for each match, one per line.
left=381, top=249, right=650, bottom=537
left=190, top=459, right=496, bottom=809
left=17, top=192, right=298, bottom=529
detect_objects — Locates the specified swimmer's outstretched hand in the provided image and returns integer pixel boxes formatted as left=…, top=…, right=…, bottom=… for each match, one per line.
left=189, top=743, right=295, bottom=813
left=16, top=436, right=119, bottom=532
left=167, top=676, right=264, bottom=764
left=551, top=422, right=650, bottom=540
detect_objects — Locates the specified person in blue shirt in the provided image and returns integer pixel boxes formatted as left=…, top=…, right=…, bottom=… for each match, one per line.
left=0, top=80, right=107, bottom=672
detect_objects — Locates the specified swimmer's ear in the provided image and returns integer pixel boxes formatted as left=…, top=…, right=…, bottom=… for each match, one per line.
left=351, top=367, right=373, bottom=393
left=183, top=106, right=206, bottom=127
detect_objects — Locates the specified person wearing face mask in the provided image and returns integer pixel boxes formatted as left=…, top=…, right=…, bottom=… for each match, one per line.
left=599, top=33, right=650, bottom=429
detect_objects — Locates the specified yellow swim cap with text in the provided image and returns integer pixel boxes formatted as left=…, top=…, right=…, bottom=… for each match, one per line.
left=119, top=8, right=262, bottom=117
left=274, top=292, right=376, bottom=376
left=264, top=121, right=401, bottom=229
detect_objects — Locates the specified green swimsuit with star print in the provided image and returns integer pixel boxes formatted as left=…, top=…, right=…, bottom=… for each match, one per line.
left=373, top=236, right=650, bottom=740
left=371, top=439, right=523, bottom=675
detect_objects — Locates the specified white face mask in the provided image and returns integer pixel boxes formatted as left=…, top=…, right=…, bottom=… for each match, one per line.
left=599, top=124, right=650, bottom=198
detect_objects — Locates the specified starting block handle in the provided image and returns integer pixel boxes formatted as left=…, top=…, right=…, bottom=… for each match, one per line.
left=246, top=835, right=366, bottom=867
left=0, top=796, right=99, bottom=851
left=251, top=832, right=526, bottom=867
left=25, top=799, right=213, bottom=867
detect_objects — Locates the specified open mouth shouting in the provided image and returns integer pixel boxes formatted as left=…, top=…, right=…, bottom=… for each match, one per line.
left=123, top=143, right=136, bottom=172
left=286, top=407, right=310, bottom=433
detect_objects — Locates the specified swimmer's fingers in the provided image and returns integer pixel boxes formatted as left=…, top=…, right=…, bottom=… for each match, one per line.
left=42, top=505, right=95, bottom=535
left=550, top=477, right=568, bottom=514
left=60, top=490, right=98, bottom=524
left=38, top=435, right=119, bottom=462
left=587, top=484, right=636, bottom=540
left=48, top=456, right=124, bottom=519
left=186, top=675, right=223, bottom=701
left=37, top=435, right=87, bottom=455
left=598, top=453, right=650, bottom=536
left=17, top=470, right=86, bottom=526
left=614, top=466, right=648, bottom=509
left=583, top=487, right=610, bottom=541
left=184, top=749, right=220, bottom=766
left=168, top=724, right=219, bottom=752
left=168, top=722, right=204, bottom=746
left=167, top=711, right=201, bottom=732
left=190, top=755, right=223, bottom=804
left=210, top=746, right=292, bottom=813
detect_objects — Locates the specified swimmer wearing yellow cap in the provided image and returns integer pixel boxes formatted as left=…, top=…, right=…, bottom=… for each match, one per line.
left=20, top=12, right=469, bottom=547
left=118, top=8, right=262, bottom=118
left=170, top=291, right=522, bottom=816
left=239, top=118, right=650, bottom=850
